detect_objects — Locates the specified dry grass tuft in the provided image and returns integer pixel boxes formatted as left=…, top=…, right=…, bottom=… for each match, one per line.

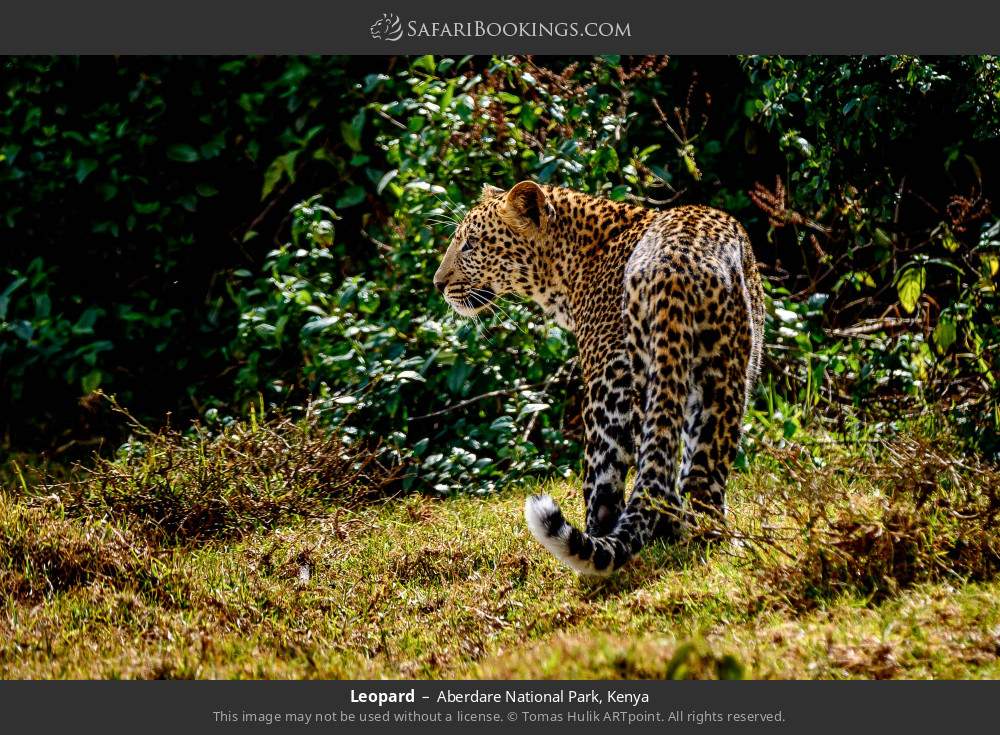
left=724, top=433, right=1000, bottom=609
left=23, top=396, right=401, bottom=544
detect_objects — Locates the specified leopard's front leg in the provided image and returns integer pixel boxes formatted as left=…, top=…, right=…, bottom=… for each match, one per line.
left=581, top=347, right=636, bottom=536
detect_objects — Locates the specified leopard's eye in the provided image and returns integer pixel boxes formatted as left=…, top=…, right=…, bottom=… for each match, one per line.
left=461, top=240, right=474, bottom=253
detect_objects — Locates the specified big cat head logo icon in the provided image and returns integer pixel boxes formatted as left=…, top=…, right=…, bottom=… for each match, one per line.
left=370, top=13, right=403, bottom=41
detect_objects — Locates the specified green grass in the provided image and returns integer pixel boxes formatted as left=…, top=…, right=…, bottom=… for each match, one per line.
left=3, top=426, right=1000, bottom=679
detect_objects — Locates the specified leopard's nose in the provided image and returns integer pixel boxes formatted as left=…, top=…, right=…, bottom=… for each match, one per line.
left=434, top=278, right=447, bottom=294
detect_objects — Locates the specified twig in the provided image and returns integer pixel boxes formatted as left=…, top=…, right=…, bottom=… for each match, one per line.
left=825, top=317, right=921, bottom=339
left=409, top=382, right=547, bottom=421
left=360, top=229, right=393, bottom=253
left=373, top=107, right=407, bottom=131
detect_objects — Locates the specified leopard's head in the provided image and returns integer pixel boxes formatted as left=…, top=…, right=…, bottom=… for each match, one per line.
left=433, top=181, right=553, bottom=316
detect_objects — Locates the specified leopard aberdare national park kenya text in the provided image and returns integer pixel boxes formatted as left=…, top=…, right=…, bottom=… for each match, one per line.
left=433, top=182, right=765, bottom=577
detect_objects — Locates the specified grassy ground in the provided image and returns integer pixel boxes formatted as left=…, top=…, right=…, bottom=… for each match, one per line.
left=3, top=423, right=1000, bottom=679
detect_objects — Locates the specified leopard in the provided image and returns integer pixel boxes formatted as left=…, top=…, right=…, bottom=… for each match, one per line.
left=433, top=181, right=765, bottom=577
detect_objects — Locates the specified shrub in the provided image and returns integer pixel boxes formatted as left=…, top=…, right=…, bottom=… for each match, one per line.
left=729, top=432, right=1000, bottom=609
left=743, top=56, right=1000, bottom=452
left=31, top=395, right=398, bottom=543
left=228, top=198, right=580, bottom=492
left=0, top=56, right=380, bottom=443
left=4, top=54, right=1000, bottom=474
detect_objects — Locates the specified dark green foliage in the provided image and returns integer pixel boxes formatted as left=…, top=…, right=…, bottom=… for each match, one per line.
left=0, top=56, right=380, bottom=445
left=743, top=56, right=1000, bottom=452
left=228, top=197, right=581, bottom=491
left=3, top=55, right=1000, bottom=484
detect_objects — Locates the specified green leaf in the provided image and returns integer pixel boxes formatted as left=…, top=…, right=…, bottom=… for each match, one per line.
left=81, top=369, right=102, bottom=394
left=395, top=370, right=425, bottom=383
left=340, top=109, right=366, bottom=153
left=75, top=158, right=98, bottom=183
left=412, top=55, right=436, bottom=72
left=73, top=307, right=100, bottom=335
left=854, top=271, right=876, bottom=288
left=873, top=227, right=893, bottom=247
left=33, top=293, right=51, bottom=319
left=97, top=183, right=118, bottom=201
left=933, top=315, right=957, bottom=353
left=446, top=361, right=472, bottom=394
left=301, top=316, right=340, bottom=335
left=591, top=147, right=619, bottom=174
left=983, top=253, right=1000, bottom=278
left=335, top=186, right=366, bottom=209
left=941, top=228, right=960, bottom=253
left=1, top=276, right=27, bottom=302
left=199, top=134, right=225, bottom=160
left=490, top=416, right=514, bottom=432
left=166, top=144, right=199, bottom=163
left=896, top=266, right=926, bottom=314
left=261, top=151, right=299, bottom=200
left=133, top=200, right=161, bottom=214
left=376, top=170, right=398, bottom=195
left=439, top=78, right=457, bottom=111
left=11, top=320, right=33, bottom=341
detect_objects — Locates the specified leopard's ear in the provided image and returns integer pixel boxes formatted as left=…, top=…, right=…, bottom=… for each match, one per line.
left=501, top=180, right=549, bottom=231
left=481, top=184, right=504, bottom=202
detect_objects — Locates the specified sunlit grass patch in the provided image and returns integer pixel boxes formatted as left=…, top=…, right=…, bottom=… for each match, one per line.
left=2, top=423, right=999, bottom=679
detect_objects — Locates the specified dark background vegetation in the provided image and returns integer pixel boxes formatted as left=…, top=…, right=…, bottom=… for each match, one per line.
left=3, top=55, right=999, bottom=489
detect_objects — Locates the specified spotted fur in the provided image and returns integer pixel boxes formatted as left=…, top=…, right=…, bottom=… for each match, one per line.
left=433, top=182, right=765, bottom=576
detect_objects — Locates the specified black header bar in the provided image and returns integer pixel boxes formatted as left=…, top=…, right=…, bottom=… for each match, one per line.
left=1, top=0, right=999, bottom=54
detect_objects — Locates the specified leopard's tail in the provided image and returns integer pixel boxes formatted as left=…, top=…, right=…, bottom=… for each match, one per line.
left=524, top=493, right=648, bottom=577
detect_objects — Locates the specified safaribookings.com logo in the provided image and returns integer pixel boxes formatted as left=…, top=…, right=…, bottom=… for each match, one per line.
left=370, top=13, right=404, bottom=41
left=369, top=13, right=631, bottom=41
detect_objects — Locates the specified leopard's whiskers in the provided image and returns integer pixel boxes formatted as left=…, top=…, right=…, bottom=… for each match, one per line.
left=473, top=290, right=535, bottom=339
left=433, top=193, right=466, bottom=222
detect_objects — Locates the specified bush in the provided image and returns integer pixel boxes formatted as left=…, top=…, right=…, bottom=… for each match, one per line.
left=227, top=55, right=709, bottom=490
left=226, top=55, right=1000, bottom=491
left=0, top=56, right=381, bottom=444
left=228, top=197, right=579, bottom=492
left=3, top=54, right=1000, bottom=477
left=743, top=56, right=1000, bottom=452
left=732, top=432, right=1000, bottom=609
left=28, top=395, right=398, bottom=543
